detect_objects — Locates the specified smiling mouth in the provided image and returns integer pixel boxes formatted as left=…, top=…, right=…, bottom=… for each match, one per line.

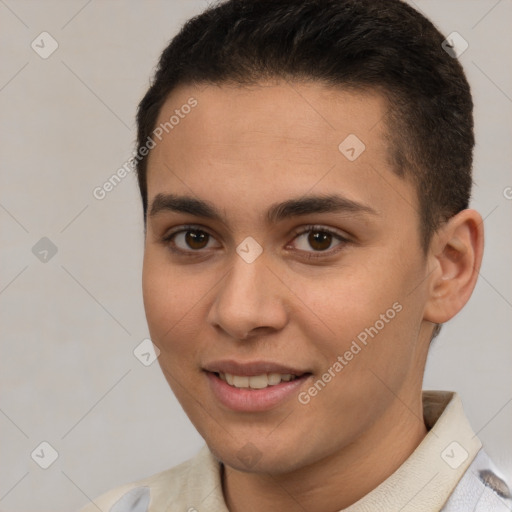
left=214, top=371, right=306, bottom=389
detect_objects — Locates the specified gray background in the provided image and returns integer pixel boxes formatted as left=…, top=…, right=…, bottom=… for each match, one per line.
left=0, top=1, right=510, bottom=511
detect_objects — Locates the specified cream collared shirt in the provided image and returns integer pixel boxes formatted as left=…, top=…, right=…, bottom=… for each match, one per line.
left=80, top=391, right=511, bottom=511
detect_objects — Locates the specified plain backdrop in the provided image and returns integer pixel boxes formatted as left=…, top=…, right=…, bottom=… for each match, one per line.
left=0, top=1, right=511, bottom=511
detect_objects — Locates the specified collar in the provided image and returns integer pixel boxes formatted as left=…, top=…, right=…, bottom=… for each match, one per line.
left=182, top=391, right=481, bottom=511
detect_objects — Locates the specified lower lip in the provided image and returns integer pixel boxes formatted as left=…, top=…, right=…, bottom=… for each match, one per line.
left=205, top=372, right=311, bottom=412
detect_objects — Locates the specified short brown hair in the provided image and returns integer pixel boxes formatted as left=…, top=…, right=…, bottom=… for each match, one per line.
left=136, top=0, right=474, bottom=252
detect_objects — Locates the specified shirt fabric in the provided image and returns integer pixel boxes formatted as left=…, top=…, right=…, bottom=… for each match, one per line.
left=80, top=391, right=512, bottom=511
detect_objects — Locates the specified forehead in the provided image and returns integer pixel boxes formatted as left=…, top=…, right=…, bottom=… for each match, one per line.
left=150, top=81, right=389, bottom=164
left=145, top=81, right=418, bottom=227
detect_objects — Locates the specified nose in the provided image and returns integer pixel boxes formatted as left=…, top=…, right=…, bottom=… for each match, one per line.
left=207, top=252, right=288, bottom=341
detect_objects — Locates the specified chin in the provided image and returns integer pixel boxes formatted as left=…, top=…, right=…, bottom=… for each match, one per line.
left=203, top=429, right=316, bottom=475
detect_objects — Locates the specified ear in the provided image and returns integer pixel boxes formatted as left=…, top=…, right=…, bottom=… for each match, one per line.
left=423, top=209, right=484, bottom=324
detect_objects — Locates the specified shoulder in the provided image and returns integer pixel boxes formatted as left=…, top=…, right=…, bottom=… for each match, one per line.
left=442, top=449, right=512, bottom=512
left=78, top=458, right=192, bottom=512
left=79, top=445, right=224, bottom=512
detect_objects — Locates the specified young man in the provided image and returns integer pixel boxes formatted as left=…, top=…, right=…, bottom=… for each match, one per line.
left=82, top=0, right=511, bottom=510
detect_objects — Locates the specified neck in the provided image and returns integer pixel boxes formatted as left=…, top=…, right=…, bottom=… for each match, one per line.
left=223, top=394, right=428, bottom=512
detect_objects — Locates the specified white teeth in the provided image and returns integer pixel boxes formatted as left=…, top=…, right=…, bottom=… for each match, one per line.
left=247, top=374, right=268, bottom=389
left=219, top=372, right=299, bottom=389
left=232, top=375, right=249, bottom=388
left=267, top=373, right=282, bottom=385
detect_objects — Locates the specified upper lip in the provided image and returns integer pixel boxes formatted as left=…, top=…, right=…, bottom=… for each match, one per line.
left=203, top=360, right=309, bottom=377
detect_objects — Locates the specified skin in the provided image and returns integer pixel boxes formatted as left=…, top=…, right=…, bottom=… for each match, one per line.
left=142, top=80, right=484, bottom=511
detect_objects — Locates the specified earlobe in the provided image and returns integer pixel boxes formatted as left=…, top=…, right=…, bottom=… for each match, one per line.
left=423, top=209, right=484, bottom=325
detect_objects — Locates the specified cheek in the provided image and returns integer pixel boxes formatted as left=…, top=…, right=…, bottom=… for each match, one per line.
left=291, top=269, right=400, bottom=340
left=142, top=251, right=207, bottom=355
left=290, top=257, right=420, bottom=375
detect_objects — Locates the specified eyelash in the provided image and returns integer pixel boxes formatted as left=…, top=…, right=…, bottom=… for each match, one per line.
left=161, top=224, right=350, bottom=260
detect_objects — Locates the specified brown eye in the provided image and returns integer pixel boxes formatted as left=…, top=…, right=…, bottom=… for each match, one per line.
left=308, top=231, right=332, bottom=251
left=167, top=228, right=220, bottom=253
left=185, top=230, right=209, bottom=249
left=291, top=226, right=347, bottom=257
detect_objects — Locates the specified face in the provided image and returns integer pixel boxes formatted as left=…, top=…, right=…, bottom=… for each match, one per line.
left=142, top=81, right=433, bottom=474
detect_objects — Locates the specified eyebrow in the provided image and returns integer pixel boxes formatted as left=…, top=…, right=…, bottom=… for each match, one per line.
left=148, top=193, right=378, bottom=225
